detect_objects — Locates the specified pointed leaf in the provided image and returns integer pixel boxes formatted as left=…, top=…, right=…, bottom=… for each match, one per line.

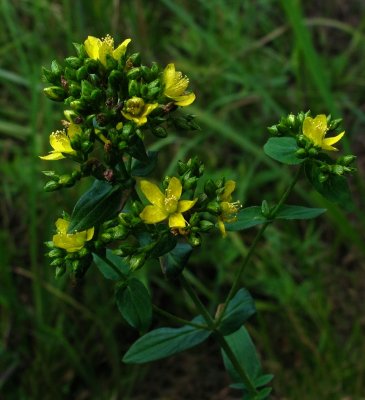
left=68, top=180, right=123, bottom=232
left=160, top=242, right=193, bottom=278
left=123, top=316, right=210, bottom=363
left=131, top=151, right=158, bottom=177
left=219, top=289, right=256, bottom=335
left=264, top=137, right=303, bottom=165
left=305, top=161, right=353, bottom=210
left=221, top=326, right=261, bottom=385
left=276, top=205, right=326, bottom=220
left=115, top=278, right=152, bottom=332
left=225, top=207, right=267, bottom=232
left=92, top=249, right=129, bottom=280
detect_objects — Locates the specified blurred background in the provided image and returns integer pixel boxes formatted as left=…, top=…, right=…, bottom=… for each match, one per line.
left=1, top=1, right=365, bottom=399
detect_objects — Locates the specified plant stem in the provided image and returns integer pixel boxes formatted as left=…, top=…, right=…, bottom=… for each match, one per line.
left=216, top=165, right=303, bottom=325
left=180, top=274, right=258, bottom=395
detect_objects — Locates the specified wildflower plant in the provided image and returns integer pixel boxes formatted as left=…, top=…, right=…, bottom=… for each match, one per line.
left=41, top=35, right=356, bottom=399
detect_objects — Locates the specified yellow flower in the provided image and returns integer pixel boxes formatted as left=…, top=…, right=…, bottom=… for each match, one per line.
left=162, top=63, right=196, bottom=107
left=84, top=35, right=131, bottom=66
left=121, top=97, right=158, bottom=126
left=53, top=218, right=94, bottom=253
left=217, top=180, right=241, bottom=237
left=302, top=114, right=345, bottom=151
left=40, top=123, right=81, bottom=160
left=139, top=177, right=197, bottom=228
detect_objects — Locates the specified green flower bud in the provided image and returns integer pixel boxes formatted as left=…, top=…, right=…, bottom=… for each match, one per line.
left=150, top=62, right=159, bottom=77
left=318, top=173, right=328, bottom=183
left=42, top=67, right=58, bottom=84
left=308, top=148, right=318, bottom=157
left=76, top=66, right=88, bottom=81
left=65, top=56, right=82, bottom=69
left=183, top=176, right=198, bottom=191
left=127, top=67, right=141, bottom=80
left=267, top=125, right=278, bottom=135
left=70, top=100, right=86, bottom=112
left=48, top=248, right=64, bottom=258
left=129, top=253, right=146, bottom=271
left=151, top=126, right=167, bottom=138
left=128, top=80, right=140, bottom=97
left=329, top=118, right=342, bottom=130
left=296, top=134, right=307, bottom=147
left=69, top=83, right=81, bottom=97
left=261, top=200, right=271, bottom=217
left=331, top=165, right=345, bottom=176
left=108, top=70, right=124, bottom=88
left=45, top=241, right=55, bottom=249
left=50, top=258, right=64, bottom=267
left=338, top=155, right=356, bottom=166
left=42, top=170, right=58, bottom=178
left=51, top=60, right=63, bottom=75
left=207, top=201, right=221, bottom=215
left=81, top=141, right=93, bottom=153
left=127, top=53, right=141, bottom=66
left=199, top=220, right=215, bottom=232
left=85, top=59, right=99, bottom=73
left=71, top=260, right=81, bottom=272
left=101, top=232, right=112, bottom=242
left=295, top=148, right=307, bottom=158
left=43, top=86, right=66, bottom=101
left=44, top=180, right=60, bottom=191
left=78, top=247, right=89, bottom=257
left=55, top=265, right=66, bottom=278
left=204, top=179, right=218, bottom=197
left=105, top=55, right=118, bottom=70
left=114, top=244, right=135, bottom=256
left=188, top=233, right=201, bottom=247
left=73, top=42, right=87, bottom=59
left=71, top=170, right=82, bottom=180
left=64, top=67, right=76, bottom=80
left=81, top=80, right=94, bottom=97
left=287, top=113, right=296, bottom=127
left=59, top=175, right=74, bottom=187
left=122, top=123, right=134, bottom=139
left=118, top=141, right=128, bottom=151
left=90, top=89, right=103, bottom=103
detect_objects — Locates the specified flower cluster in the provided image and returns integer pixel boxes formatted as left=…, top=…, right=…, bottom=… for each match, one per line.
left=43, top=35, right=240, bottom=278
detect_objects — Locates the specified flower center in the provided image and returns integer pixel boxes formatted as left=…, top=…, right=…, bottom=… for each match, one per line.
left=125, top=97, right=145, bottom=116
left=102, top=34, right=114, bottom=49
left=164, top=195, right=178, bottom=214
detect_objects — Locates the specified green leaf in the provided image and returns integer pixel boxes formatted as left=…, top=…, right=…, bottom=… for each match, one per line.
left=131, top=151, right=158, bottom=177
left=305, top=161, right=353, bottom=210
left=123, top=316, right=210, bottom=363
left=68, top=180, right=123, bottom=232
left=115, top=278, right=152, bottom=332
left=225, top=207, right=267, bottom=231
left=263, top=137, right=303, bottom=165
left=149, top=232, right=177, bottom=258
left=92, top=250, right=129, bottom=280
left=219, top=289, right=256, bottom=335
left=221, top=326, right=261, bottom=385
left=160, top=242, right=193, bottom=278
left=128, top=136, right=148, bottom=161
left=276, top=205, right=326, bottom=220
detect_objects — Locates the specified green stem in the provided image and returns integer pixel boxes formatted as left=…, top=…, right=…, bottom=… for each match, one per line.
left=180, top=274, right=258, bottom=395
left=152, top=305, right=208, bottom=329
left=216, top=165, right=303, bottom=325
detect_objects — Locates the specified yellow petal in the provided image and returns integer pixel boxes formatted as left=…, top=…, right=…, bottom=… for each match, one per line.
left=140, top=205, right=168, bottom=224
left=174, top=92, right=196, bottom=107
left=168, top=212, right=186, bottom=228
left=98, top=40, right=113, bottom=66
left=302, top=115, right=327, bottom=146
left=49, top=132, right=74, bottom=153
left=86, top=226, right=95, bottom=241
left=322, top=131, right=345, bottom=151
left=140, top=180, right=165, bottom=207
left=84, top=36, right=101, bottom=59
left=112, top=38, right=131, bottom=60
left=217, top=218, right=227, bottom=238
left=68, top=123, right=82, bottom=139
left=143, top=102, right=158, bottom=116
left=163, top=63, right=177, bottom=89
left=177, top=199, right=197, bottom=213
left=166, top=177, right=182, bottom=201
left=39, top=152, right=65, bottom=160
left=221, top=180, right=236, bottom=201
left=53, top=232, right=85, bottom=252
left=55, top=218, right=69, bottom=234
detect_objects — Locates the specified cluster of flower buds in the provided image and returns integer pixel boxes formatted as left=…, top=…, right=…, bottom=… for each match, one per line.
left=41, top=35, right=197, bottom=191
left=42, top=35, right=242, bottom=278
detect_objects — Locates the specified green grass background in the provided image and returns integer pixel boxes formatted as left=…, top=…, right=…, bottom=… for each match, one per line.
left=1, top=0, right=365, bottom=399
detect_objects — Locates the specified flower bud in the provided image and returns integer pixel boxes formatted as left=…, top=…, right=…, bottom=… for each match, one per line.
left=338, top=155, right=356, bottom=166
left=127, top=67, right=141, bottom=80
left=331, top=165, right=345, bottom=176
left=44, top=180, right=60, bottom=191
left=318, top=173, right=328, bottom=183
left=188, top=233, right=201, bottom=247
left=129, top=253, right=146, bottom=271
left=108, top=70, right=124, bottom=88
left=101, top=232, right=112, bottom=242
left=42, top=67, right=58, bottom=84
left=55, top=265, right=66, bottom=278
left=140, top=65, right=151, bottom=80
left=295, top=148, right=307, bottom=158
left=128, top=80, right=140, bottom=97
left=90, top=89, right=103, bottom=103
left=296, top=134, right=307, bottom=147
left=43, top=86, right=66, bottom=101
left=127, top=53, right=141, bottom=66
left=50, top=258, right=64, bottom=267
left=48, top=248, right=64, bottom=258
left=51, top=60, right=63, bottom=75
left=69, top=83, right=81, bottom=97
left=261, top=200, right=271, bottom=217
left=152, top=126, right=167, bottom=138
left=308, top=148, right=318, bottom=157
left=65, top=56, right=82, bottom=69
left=73, top=42, right=87, bottom=59
left=204, top=179, right=218, bottom=197
left=76, top=66, right=88, bottom=81
left=85, top=58, right=99, bottom=73
left=199, top=220, right=215, bottom=232
left=59, top=175, right=74, bottom=187
left=207, top=201, right=221, bottom=215
left=267, top=125, right=279, bottom=136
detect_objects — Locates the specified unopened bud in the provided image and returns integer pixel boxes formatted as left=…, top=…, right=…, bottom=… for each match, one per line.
left=199, top=220, right=215, bottom=232
left=76, top=66, right=88, bottom=81
left=59, top=175, right=74, bottom=187
left=44, top=181, right=60, bottom=191
left=295, top=148, right=307, bottom=158
left=339, top=155, right=356, bottom=166
left=129, top=254, right=146, bottom=271
left=308, top=148, right=318, bottom=157
left=65, top=56, right=82, bottom=69
left=261, top=200, right=271, bottom=217
left=267, top=125, right=279, bottom=136
left=48, top=248, right=64, bottom=258
left=43, top=86, right=66, bottom=101
left=152, top=126, right=167, bottom=138
left=127, top=67, right=141, bottom=80
left=188, top=233, right=201, bottom=247
left=55, top=265, right=66, bottom=278
left=207, top=201, right=221, bottom=215
left=50, top=258, right=64, bottom=267
left=204, top=179, right=218, bottom=197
